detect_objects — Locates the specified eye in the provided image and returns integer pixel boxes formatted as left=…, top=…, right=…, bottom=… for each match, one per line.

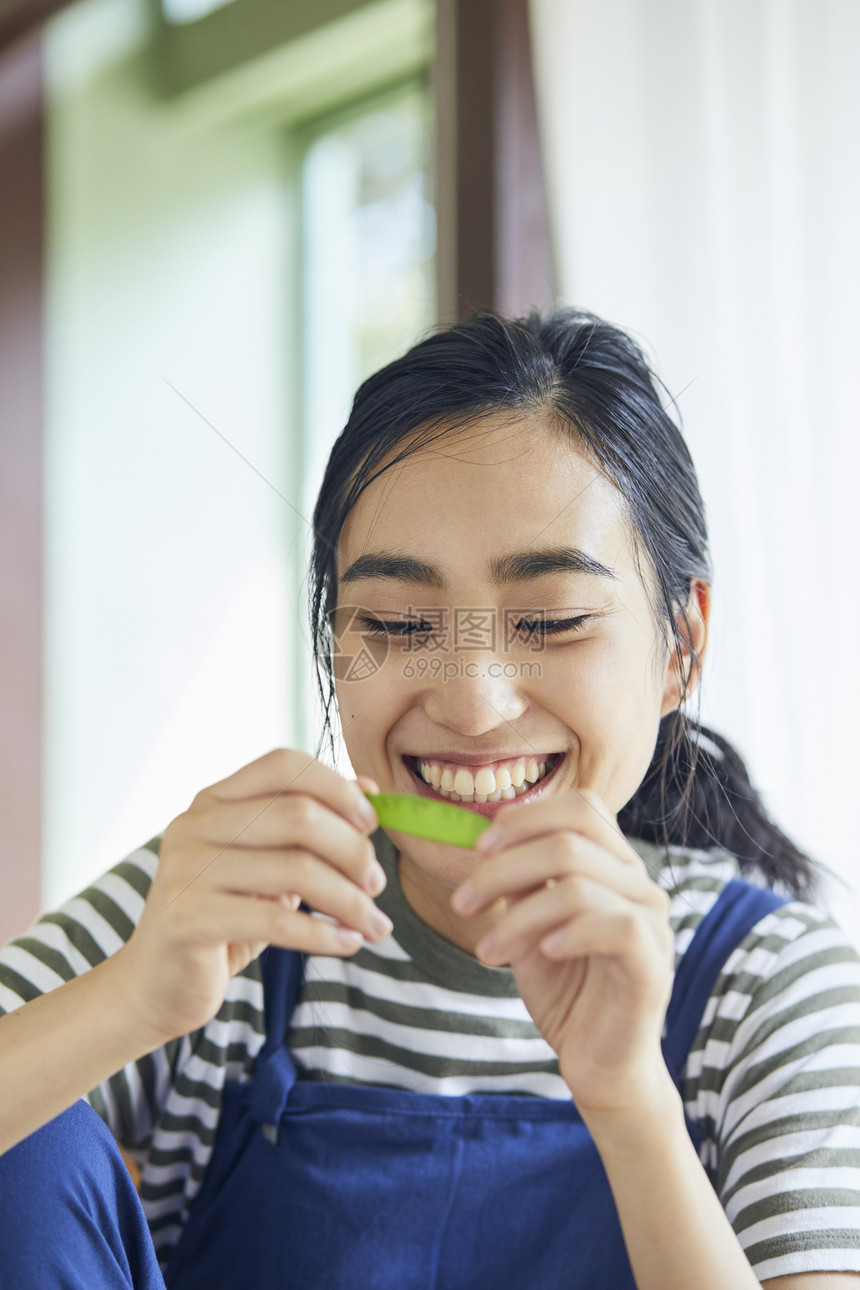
left=514, top=614, right=593, bottom=641
left=357, top=614, right=595, bottom=640
left=357, top=617, right=434, bottom=638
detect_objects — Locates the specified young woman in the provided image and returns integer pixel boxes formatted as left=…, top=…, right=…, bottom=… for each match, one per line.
left=1, top=309, right=859, bottom=1290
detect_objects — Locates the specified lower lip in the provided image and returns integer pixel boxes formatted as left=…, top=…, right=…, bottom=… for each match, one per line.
left=403, top=756, right=563, bottom=819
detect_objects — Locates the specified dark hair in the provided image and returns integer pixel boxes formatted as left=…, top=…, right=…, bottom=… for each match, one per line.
left=310, top=307, right=827, bottom=904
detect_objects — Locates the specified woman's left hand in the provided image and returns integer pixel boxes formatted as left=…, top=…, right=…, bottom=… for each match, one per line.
left=452, top=790, right=676, bottom=1117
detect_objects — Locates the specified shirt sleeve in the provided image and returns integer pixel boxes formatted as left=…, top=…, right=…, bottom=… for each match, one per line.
left=685, top=899, right=860, bottom=1281
left=0, top=838, right=183, bottom=1153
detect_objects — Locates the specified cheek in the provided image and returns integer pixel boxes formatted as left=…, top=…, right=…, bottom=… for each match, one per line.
left=334, top=673, right=384, bottom=724
left=334, top=668, right=405, bottom=768
left=542, top=641, right=644, bottom=725
left=543, top=638, right=663, bottom=783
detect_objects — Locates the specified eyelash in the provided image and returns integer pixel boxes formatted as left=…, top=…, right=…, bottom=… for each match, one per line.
left=517, top=616, right=593, bottom=639
left=357, top=616, right=594, bottom=639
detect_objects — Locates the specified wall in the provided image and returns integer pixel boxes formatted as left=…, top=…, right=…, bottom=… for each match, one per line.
left=44, top=0, right=296, bottom=904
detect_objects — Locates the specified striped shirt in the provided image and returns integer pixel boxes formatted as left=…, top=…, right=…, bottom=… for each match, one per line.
left=2, top=829, right=860, bottom=1281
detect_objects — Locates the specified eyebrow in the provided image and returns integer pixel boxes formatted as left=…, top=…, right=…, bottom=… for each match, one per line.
left=339, top=546, right=618, bottom=587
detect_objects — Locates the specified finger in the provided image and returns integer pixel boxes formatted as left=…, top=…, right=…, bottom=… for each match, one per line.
left=188, top=890, right=373, bottom=957
left=475, top=788, right=637, bottom=867
left=199, top=748, right=378, bottom=834
left=454, top=832, right=652, bottom=916
left=476, top=875, right=628, bottom=965
left=178, top=846, right=392, bottom=943
left=538, top=906, right=669, bottom=970
left=178, top=796, right=384, bottom=894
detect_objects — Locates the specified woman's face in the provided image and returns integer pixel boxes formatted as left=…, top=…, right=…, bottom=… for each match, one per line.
left=333, top=415, right=693, bottom=933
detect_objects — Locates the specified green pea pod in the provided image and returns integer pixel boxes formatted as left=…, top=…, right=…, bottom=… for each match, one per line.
left=364, top=791, right=491, bottom=848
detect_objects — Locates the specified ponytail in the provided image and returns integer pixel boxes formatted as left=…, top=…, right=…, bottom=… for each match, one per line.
left=618, top=712, right=831, bottom=904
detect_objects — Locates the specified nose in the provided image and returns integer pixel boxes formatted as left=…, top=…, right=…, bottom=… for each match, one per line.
left=419, top=656, right=529, bottom=737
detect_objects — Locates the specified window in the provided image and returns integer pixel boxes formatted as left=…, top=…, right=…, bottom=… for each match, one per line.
left=298, top=84, right=436, bottom=748
left=301, top=86, right=436, bottom=522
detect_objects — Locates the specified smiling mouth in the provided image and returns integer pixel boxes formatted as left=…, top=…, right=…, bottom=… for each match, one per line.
left=404, top=753, right=563, bottom=806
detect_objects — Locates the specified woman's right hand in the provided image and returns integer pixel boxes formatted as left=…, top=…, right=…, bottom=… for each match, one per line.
left=112, top=749, right=388, bottom=1048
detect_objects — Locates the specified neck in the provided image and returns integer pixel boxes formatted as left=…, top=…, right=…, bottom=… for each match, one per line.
left=396, top=852, right=503, bottom=955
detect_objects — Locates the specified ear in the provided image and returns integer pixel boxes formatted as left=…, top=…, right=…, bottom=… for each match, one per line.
left=660, top=578, right=711, bottom=717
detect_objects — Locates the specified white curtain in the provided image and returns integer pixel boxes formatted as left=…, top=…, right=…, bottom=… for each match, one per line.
left=530, top=0, right=860, bottom=935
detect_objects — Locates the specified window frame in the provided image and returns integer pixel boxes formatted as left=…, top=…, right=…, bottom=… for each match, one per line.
left=287, top=70, right=435, bottom=753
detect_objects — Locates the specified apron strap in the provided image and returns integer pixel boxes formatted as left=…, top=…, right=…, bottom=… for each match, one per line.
left=249, top=946, right=307, bottom=1127
left=661, top=879, right=789, bottom=1082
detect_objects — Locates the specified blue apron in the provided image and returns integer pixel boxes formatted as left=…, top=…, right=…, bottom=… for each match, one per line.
left=163, top=879, right=787, bottom=1289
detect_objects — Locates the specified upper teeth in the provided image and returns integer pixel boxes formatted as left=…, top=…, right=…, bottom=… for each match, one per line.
left=416, top=757, right=553, bottom=803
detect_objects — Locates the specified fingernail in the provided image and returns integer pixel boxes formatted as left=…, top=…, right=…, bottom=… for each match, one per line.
left=354, top=776, right=380, bottom=794
left=541, top=929, right=566, bottom=954
left=476, top=933, right=499, bottom=962
left=366, top=862, right=387, bottom=896
left=356, top=796, right=378, bottom=830
left=370, top=909, right=393, bottom=938
left=475, top=826, right=500, bottom=852
left=334, top=928, right=364, bottom=951
left=451, top=883, right=478, bottom=914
